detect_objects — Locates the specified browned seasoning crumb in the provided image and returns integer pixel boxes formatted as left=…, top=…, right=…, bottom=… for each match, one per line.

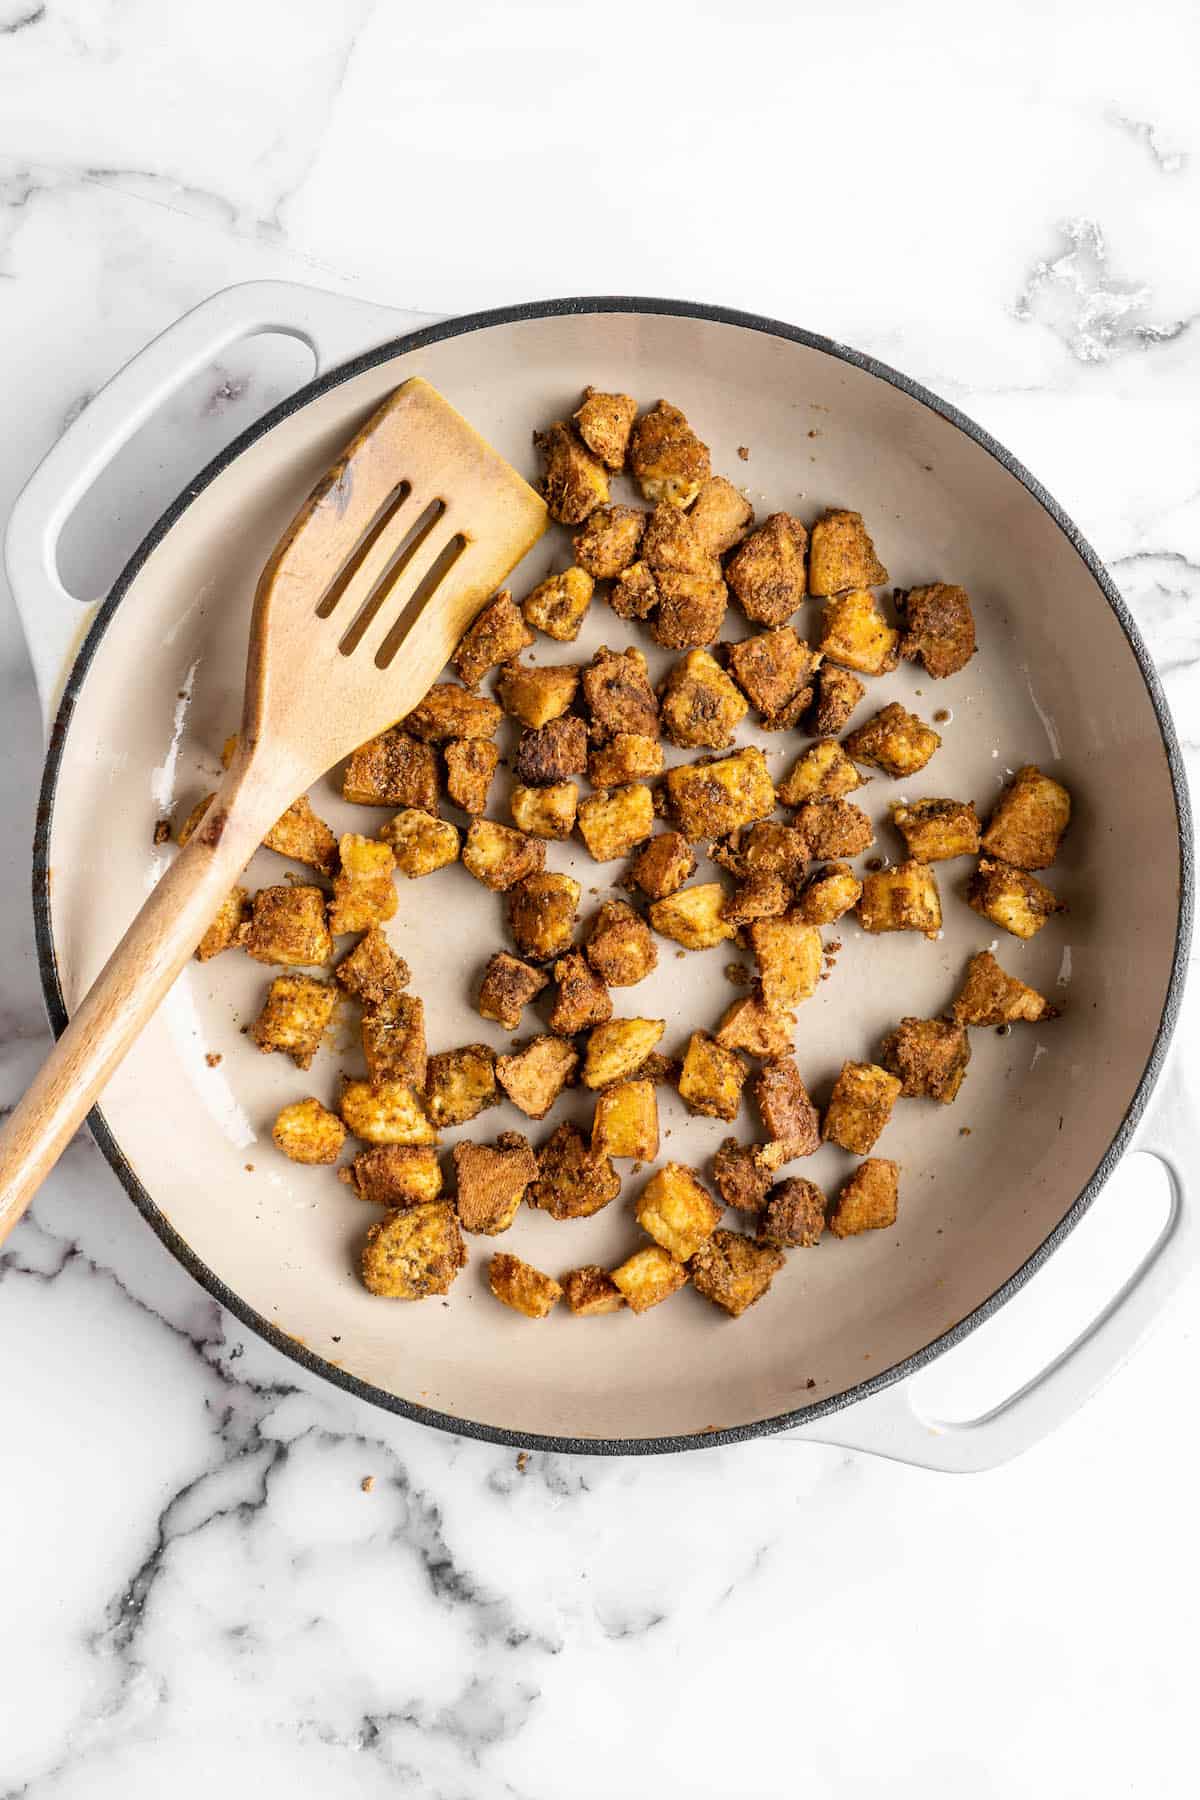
left=516, top=1451, right=529, bottom=1473
left=724, top=962, right=752, bottom=986
left=807, top=429, right=819, bottom=439
left=806, top=1378, right=816, bottom=1390
left=996, top=1023, right=1012, bottom=1037
left=153, top=818, right=171, bottom=845
left=865, top=857, right=885, bottom=873
left=737, top=445, right=750, bottom=461
left=361, top=1475, right=375, bottom=1493
left=676, top=949, right=686, bottom=959
left=934, top=708, right=951, bottom=723
left=244, top=1163, right=254, bottom=1172
left=960, top=1126, right=972, bottom=1136
left=205, top=1052, right=222, bottom=1068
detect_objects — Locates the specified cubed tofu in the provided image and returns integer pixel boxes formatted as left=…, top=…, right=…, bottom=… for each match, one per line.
left=794, top=861, right=863, bottom=925
left=629, top=830, right=696, bottom=900
left=476, top=950, right=548, bottom=1029
left=462, top=819, right=546, bottom=891
left=808, top=508, right=887, bottom=596
left=649, top=569, right=729, bottom=650
left=362, top=993, right=426, bottom=1087
left=272, top=1096, right=346, bottom=1165
left=489, top=1251, right=563, bottom=1319
left=263, top=794, right=339, bottom=875
left=951, top=950, right=1058, bottom=1025
left=522, top=567, right=595, bottom=642
left=828, top=1160, right=899, bottom=1238
left=574, top=504, right=646, bottom=580
left=678, top=1031, right=747, bottom=1121
left=649, top=882, right=736, bottom=950
left=857, top=860, right=943, bottom=938
left=689, top=475, right=754, bottom=556
left=585, top=900, right=658, bottom=986
left=361, top=1201, right=465, bottom=1298
left=713, top=819, right=809, bottom=883
left=879, top=1016, right=971, bottom=1103
left=643, top=499, right=722, bottom=582
left=340, top=1144, right=443, bottom=1205
left=611, top=1244, right=688, bottom=1314
left=968, top=857, right=1066, bottom=940
left=582, top=645, right=659, bottom=741
left=334, top=926, right=409, bottom=1006
left=583, top=1016, right=666, bottom=1087
left=844, top=704, right=941, bottom=778
left=891, top=797, right=980, bottom=863
left=497, top=659, right=580, bottom=728
left=573, top=387, right=637, bottom=470
left=453, top=1132, right=537, bottom=1234
left=244, top=885, right=333, bottom=967
left=592, top=1077, right=659, bottom=1160
left=578, top=784, right=655, bottom=861
left=823, top=1061, right=902, bottom=1154
left=548, top=949, right=613, bottom=1035
left=899, top=582, right=976, bottom=678
left=562, top=1265, right=626, bottom=1315
left=753, top=1058, right=820, bottom=1156
left=629, top=400, right=711, bottom=507
left=690, top=1230, right=784, bottom=1317
left=637, top=1162, right=723, bottom=1260
left=196, top=886, right=250, bottom=961
left=508, top=871, right=581, bottom=961
left=727, top=512, right=808, bottom=624
left=452, top=590, right=533, bottom=687
left=807, top=662, right=866, bottom=735
left=609, top=559, right=661, bottom=622
left=760, top=1177, right=826, bottom=1248
left=343, top=727, right=439, bottom=811
left=748, top=916, right=823, bottom=1013
left=659, top=649, right=748, bottom=749
left=666, top=747, right=776, bottom=842
left=495, top=1035, right=578, bottom=1119
left=712, top=1138, right=775, bottom=1211
left=817, top=588, right=899, bottom=675
left=443, top=739, right=499, bottom=816
left=381, top=808, right=460, bottom=878
left=514, top=714, right=588, bottom=786
left=792, top=798, right=874, bottom=859
left=722, top=873, right=792, bottom=928
left=511, top=781, right=579, bottom=840
left=250, top=974, right=336, bottom=1069
left=981, top=766, right=1071, bottom=869
left=529, top=1121, right=621, bottom=1219
left=425, top=1043, right=497, bottom=1127
left=725, top=628, right=817, bottom=730
left=778, top=739, right=865, bottom=806
left=535, top=420, right=609, bottom=523
left=328, top=835, right=398, bottom=934
left=340, top=1079, right=437, bottom=1146
left=587, top=732, right=664, bottom=785
left=716, top=990, right=796, bottom=1059
left=404, top=683, right=501, bottom=743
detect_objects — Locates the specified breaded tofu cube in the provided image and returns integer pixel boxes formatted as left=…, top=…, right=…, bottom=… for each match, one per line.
left=753, top=1058, right=820, bottom=1157
left=725, top=628, right=817, bottom=730
left=582, top=645, right=660, bottom=741
left=643, top=497, right=722, bottom=581
left=328, top=835, right=398, bottom=934
left=689, top=475, right=754, bottom=556
left=530, top=1121, right=621, bottom=1219
left=522, top=566, right=595, bottom=642
left=611, top=1244, right=688, bottom=1314
left=362, top=992, right=426, bottom=1087
left=425, top=1043, right=497, bottom=1127
left=340, top=1079, right=437, bottom=1146
left=535, top=419, right=609, bottom=524
left=587, top=732, right=663, bottom=785
left=649, top=569, right=729, bottom=650
left=659, top=648, right=748, bottom=749
left=592, top=1077, right=659, bottom=1160
left=891, top=798, right=980, bottom=863
left=244, top=885, right=333, bottom=967
left=586, top=900, right=658, bottom=986
left=263, top=795, right=339, bottom=875
left=629, top=830, right=696, bottom=900
left=443, top=740, right=499, bottom=816
left=817, top=589, right=899, bottom=675
left=578, top=784, right=655, bottom=861
left=609, top=560, right=661, bottom=621
left=272, top=1096, right=346, bottom=1165
left=548, top=949, right=613, bottom=1035
left=497, top=659, right=580, bottom=728
left=727, top=512, right=808, bottom=625
left=381, top=808, right=460, bottom=878
left=452, top=590, right=533, bottom=688
left=489, top=1251, right=563, bottom=1319
left=760, top=1177, right=827, bottom=1249
left=722, top=873, right=792, bottom=928
left=340, top=1143, right=442, bottom=1205
left=463, top=819, right=546, bottom=891
left=968, top=857, right=1065, bottom=939
left=792, top=798, right=874, bottom=859
left=795, top=861, right=863, bottom=925
left=583, top=1016, right=666, bottom=1087
left=514, top=714, right=588, bottom=785
left=716, top=991, right=796, bottom=1060
left=335, top=926, right=409, bottom=1006
left=981, top=765, right=1071, bottom=869
left=690, top=1230, right=784, bottom=1318
left=573, top=503, right=646, bottom=579
left=899, top=582, right=976, bottom=679
left=823, top=1061, right=902, bottom=1154
left=405, top=682, right=501, bottom=743
left=807, top=662, right=866, bottom=735
left=748, top=917, right=823, bottom=1013
left=778, top=738, right=865, bottom=806
left=574, top=387, right=637, bottom=469
left=844, top=703, right=941, bottom=779
left=629, top=400, right=711, bottom=507
left=343, top=727, right=439, bottom=811
left=879, top=1016, right=971, bottom=1104
left=508, top=871, right=582, bottom=961
left=857, top=860, right=943, bottom=938
left=828, top=1160, right=899, bottom=1238
left=649, top=882, right=736, bottom=951
left=511, top=781, right=579, bottom=840
left=196, top=886, right=250, bottom=961
left=712, top=1138, right=775, bottom=1212
left=637, top=1162, right=723, bottom=1260
left=562, top=1265, right=626, bottom=1316
left=361, top=1201, right=465, bottom=1299
left=951, top=950, right=1058, bottom=1025
left=495, top=1035, right=578, bottom=1119
left=678, top=1031, right=747, bottom=1121
left=477, top=950, right=548, bottom=1029
left=453, top=1132, right=537, bottom=1234
left=808, top=509, right=887, bottom=596
left=714, top=819, right=809, bottom=883
left=250, top=974, right=336, bottom=1069
left=666, top=747, right=776, bottom=842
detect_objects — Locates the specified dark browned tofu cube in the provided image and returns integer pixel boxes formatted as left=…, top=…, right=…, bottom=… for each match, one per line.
left=361, top=1201, right=465, bottom=1298
left=328, top=835, right=398, bottom=935
left=690, top=1229, right=784, bottom=1317
left=335, top=926, right=410, bottom=1006
left=362, top=992, right=427, bottom=1088
left=727, top=512, right=808, bottom=625
left=828, top=1160, right=899, bottom=1238
left=463, top=819, right=546, bottom=891
left=495, top=1035, right=578, bottom=1118
left=677, top=1031, right=748, bottom=1121
left=582, top=645, right=660, bottom=741
left=715, top=990, right=796, bottom=1059
left=548, top=949, right=613, bottom=1035
left=592, top=1077, right=659, bottom=1160
left=587, top=732, right=663, bottom=786
left=489, top=1251, right=563, bottom=1319
left=496, top=659, right=580, bottom=728
left=340, top=1143, right=442, bottom=1205
left=514, top=714, right=588, bottom=786
left=629, top=830, right=696, bottom=900
left=760, top=1177, right=827, bottom=1248
left=857, top=861, right=942, bottom=938
left=753, top=1058, right=820, bottom=1157
left=343, top=727, right=439, bottom=811
left=817, top=589, right=899, bottom=675
left=899, top=583, right=976, bottom=678
left=794, top=862, right=863, bottom=925
left=749, top=916, right=823, bottom=1014
left=952, top=950, right=1058, bottom=1025
left=712, top=1138, right=774, bottom=1212
left=196, top=886, right=250, bottom=961
left=562, top=1265, right=626, bottom=1315
left=535, top=420, right=609, bottom=523
left=476, top=950, right=548, bottom=1029
left=807, top=662, right=866, bottom=735
left=792, top=798, right=874, bottom=859
left=981, top=766, right=1071, bottom=869
left=443, top=739, right=499, bottom=815
left=263, top=795, right=339, bottom=875
left=425, top=1043, right=497, bottom=1127
left=714, top=819, right=809, bottom=883
left=659, top=648, right=748, bottom=749
left=689, top=476, right=754, bottom=556
left=891, top=798, right=980, bottom=863
left=636, top=1162, right=724, bottom=1260
left=586, top=900, right=658, bottom=986
left=879, top=1016, right=971, bottom=1103
left=666, top=747, right=776, bottom=842
left=508, top=871, right=581, bottom=961
left=510, top=782, right=579, bottom=840
left=573, top=387, right=637, bottom=469
left=609, top=560, right=660, bottom=621
left=529, top=1121, right=620, bottom=1219
left=778, top=739, right=865, bottom=806
left=808, top=509, right=887, bottom=596
left=452, top=591, right=533, bottom=687
left=649, top=570, right=729, bottom=650
left=725, top=628, right=817, bottom=729
left=824, top=1061, right=902, bottom=1154
left=405, top=683, right=502, bottom=743
left=453, top=1132, right=537, bottom=1234
left=844, top=703, right=941, bottom=779
left=273, top=1097, right=347, bottom=1166
left=244, top=885, right=333, bottom=967
left=610, top=1245, right=688, bottom=1314
left=722, top=873, right=792, bottom=928
left=381, top=808, right=460, bottom=878
left=522, top=566, right=595, bottom=642
left=968, top=857, right=1066, bottom=940
left=250, top=974, right=336, bottom=1069
left=578, top=784, right=655, bottom=861
left=629, top=400, right=711, bottom=507
left=573, top=502, right=646, bottom=578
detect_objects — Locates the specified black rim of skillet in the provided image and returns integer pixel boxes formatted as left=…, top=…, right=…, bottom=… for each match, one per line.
left=31, top=295, right=1196, bottom=1458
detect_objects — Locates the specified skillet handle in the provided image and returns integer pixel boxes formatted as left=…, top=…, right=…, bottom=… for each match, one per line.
left=784, top=1053, right=1196, bottom=1473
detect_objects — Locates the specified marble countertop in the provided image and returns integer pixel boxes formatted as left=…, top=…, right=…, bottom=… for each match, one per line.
left=2, top=3, right=1199, bottom=1794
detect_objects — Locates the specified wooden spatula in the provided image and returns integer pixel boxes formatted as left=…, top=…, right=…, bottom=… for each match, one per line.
left=0, top=377, right=547, bottom=1239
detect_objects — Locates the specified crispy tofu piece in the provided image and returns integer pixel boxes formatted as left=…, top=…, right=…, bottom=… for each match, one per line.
left=244, top=885, right=333, bottom=967
left=968, top=858, right=1065, bottom=940
left=649, top=882, right=736, bottom=950
left=343, top=727, right=439, bottom=812
left=452, top=591, right=533, bottom=687
left=858, top=860, right=942, bottom=938
left=891, top=797, right=980, bottom=863
left=678, top=1031, right=747, bottom=1122
left=879, top=1016, right=971, bottom=1103
left=405, top=683, right=501, bottom=743
left=514, top=715, right=588, bottom=786
left=714, top=819, right=809, bottom=883
left=716, top=991, right=796, bottom=1059
left=592, top=1077, right=659, bottom=1160
left=753, top=1058, right=820, bottom=1156
left=361, top=1201, right=465, bottom=1298
left=489, top=1250, right=563, bottom=1319
left=899, top=582, right=976, bottom=678
left=778, top=738, right=865, bottom=806
left=578, top=784, right=655, bottom=861
left=250, top=974, right=336, bottom=1069
left=829, top=1159, right=899, bottom=1238
left=795, top=861, right=862, bottom=925
left=981, top=766, right=1071, bottom=869
left=272, top=1097, right=346, bottom=1165
left=689, top=475, right=754, bottom=556
left=629, top=830, right=696, bottom=900
left=807, top=662, right=866, bottom=735
left=629, top=400, right=711, bottom=508
left=659, top=649, right=748, bottom=749
left=582, top=645, right=659, bottom=741
left=845, top=704, right=941, bottom=779
left=497, top=659, right=580, bottom=729
left=562, top=1265, right=626, bottom=1315
left=722, top=873, right=792, bottom=928
left=328, top=835, right=398, bottom=934
left=611, top=1244, right=688, bottom=1314
left=712, top=1138, right=775, bottom=1212
left=362, top=992, right=426, bottom=1088
left=727, top=513, right=808, bottom=625
left=511, top=781, right=579, bottom=840
left=263, top=795, right=339, bottom=875
left=643, top=497, right=720, bottom=581
left=340, top=1143, right=442, bottom=1205
left=690, top=1229, right=784, bottom=1317
left=453, top=1132, right=537, bottom=1234
left=725, top=628, right=817, bottom=730
left=573, top=503, right=646, bottom=578
left=522, top=566, right=595, bottom=642
left=649, top=569, right=729, bottom=649
left=666, top=747, right=776, bottom=842
left=495, top=1035, right=578, bottom=1118
left=443, top=740, right=499, bottom=816
left=587, top=732, right=663, bottom=785
left=808, top=508, right=887, bottom=596
left=792, top=798, right=874, bottom=859
left=760, top=1177, right=826, bottom=1248
left=817, top=589, right=899, bottom=676
left=381, top=808, right=461, bottom=878
left=573, top=387, right=637, bottom=470
left=748, top=917, right=823, bottom=1013
left=548, top=949, right=613, bottom=1035
left=477, top=950, right=549, bottom=1029
left=508, top=871, right=581, bottom=961
left=585, top=900, right=658, bottom=986
left=334, top=927, right=409, bottom=1006
left=176, top=792, right=215, bottom=847
left=196, top=886, right=250, bottom=961
left=425, top=1043, right=498, bottom=1127
left=609, top=559, right=661, bottom=622
left=824, top=1061, right=902, bottom=1154
left=463, top=819, right=546, bottom=891
left=636, top=1162, right=723, bottom=1260
left=951, top=950, right=1058, bottom=1025
left=340, top=1079, right=437, bottom=1146
left=535, top=419, right=609, bottom=523
left=530, top=1121, right=621, bottom=1219
left=583, top=1016, right=665, bottom=1087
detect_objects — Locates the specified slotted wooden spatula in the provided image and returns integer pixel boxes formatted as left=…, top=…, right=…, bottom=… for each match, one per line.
left=0, top=377, right=547, bottom=1239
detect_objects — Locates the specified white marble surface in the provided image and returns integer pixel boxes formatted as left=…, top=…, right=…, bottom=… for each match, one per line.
left=2, top=2, right=1200, bottom=1794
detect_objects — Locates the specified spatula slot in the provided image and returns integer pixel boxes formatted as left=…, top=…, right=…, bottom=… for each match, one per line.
left=337, top=497, right=447, bottom=655
left=315, top=479, right=412, bottom=619
left=374, top=533, right=469, bottom=669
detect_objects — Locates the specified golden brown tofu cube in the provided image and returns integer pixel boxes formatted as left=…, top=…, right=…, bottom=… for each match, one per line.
left=476, top=950, right=548, bottom=1029
left=263, top=795, right=339, bottom=875
left=328, top=835, right=398, bottom=934
left=573, top=387, right=637, bottom=470
left=749, top=916, right=823, bottom=1013
left=452, top=590, right=534, bottom=687
left=511, top=781, right=579, bottom=840
left=362, top=992, right=426, bottom=1088
left=643, top=497, right=721, bottom=581
left=250, top=974, right=336, bottom=1070
left=951, top=950, right=1058, bottom=1026
left=522, top=566, right=595, bottom=643
left=496, top=659, right=580, bottom=729
left=636, top=1162, right=723, bottom=1261
left=530, top=1121, right=621, bottom=1219
left=649, top=569, right=729, bottom=650
left=548, top=949, right=613, bottom=1035
left=514, top=715, right=588, bottom=787
left=807, top=662, right=866, bottom=735
left=562, top=1265, right=626, bottom=1315
left=899, top=582, right=976, bottom=679
left=609, top=559, right=661, bottom=622
left=381, top=808, right=461, bottom=878
left=968, top=857, right=1065, bottom=940
left=891, top=798, right=980, bottom=863
left=725, top=628, right=817, bottom=730
left=244, top=885, right=333, bottom=967
left=592, top=1077, right=659, bottom=1160
left=272, top=1097, right=346, bottom=1165
left=666, top=747, right=776, bottom=843
left=586, top=900, right=658, bottom=986
left=343, top=728, right=439, bottom=811
left=425, top=1043, right=497, bottom=1128
left=778, top=739, right=865, bottom=806
left=340, top=1079, right=437, bottom=1146
left=678, top=1031, right=747, bottom=1122
left=659, top=649, right=748, bottom=750
left=578, top=784, right=655, bottom=861
left=714, top=819, right=809, bottom=884
left=760, top=1177, right=826, bottom=1248
left=196, top=886, right=250, bottom=961
left=649, top=882, right=736, bottom=951
left=817, top=589, right=899, bottom=676
left=508, top=871, right=581, bottom=961
left=334, top=926, right=409, bottom=1006
left=829, top=1160, right=899, bottom=1238
left=629, top=399, right=711, bottom=507
left=712, top=1138, right=775, bottom=1212
left=858, top=860, right=943, bottom=938
left=844, top=703, right=941, bottom=779
left=722, top=874, right=792, bottom=928
left=794, top=861, right=863, bottom=925
left=361, top=1201, right=465, bottom=1299
left=629, top=830, right=696, bottom=900
left=535, top=420, right=609, bottom=524
left=808, top=508, right=887, bottom=596
left=689, top=475, right=754, bottom=556
left=754, top=1058, right=820, bottom=1157
left=981, top=765, right=1071, bottom=870
left=405, top=683, right=501, bottom=743
left=727, top=512, right=808, bottom=625
left=462, top=819, right=547, bottom=891
left=582, top=645, right=660, bottom=741
left=583, top=1016, right=666, bottom=1087
left=489, top=1251, right=563, bottom=1319
left=823, top=1061, right=902, bottom=1154
left=573, top=502, right=646, bottom=578
left=587, top=733, right=664, bottom=788
left=443, top=739, right=499, bottom=816
left=495, top=1035, right=578, bottom=1119
left=453, top=1132, right=537, bottom=1234
left=716, top=990, right=796, bottom=1059
left=879, top=1016, right=971, bottom=1103
left=792, top=798, right=874, bottom=860
left=690, top=1230, right=784, bottom=1317
left=340, top=1144, right=442, bottom=1205
left=611, top=1244, right=688, bottom=1314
